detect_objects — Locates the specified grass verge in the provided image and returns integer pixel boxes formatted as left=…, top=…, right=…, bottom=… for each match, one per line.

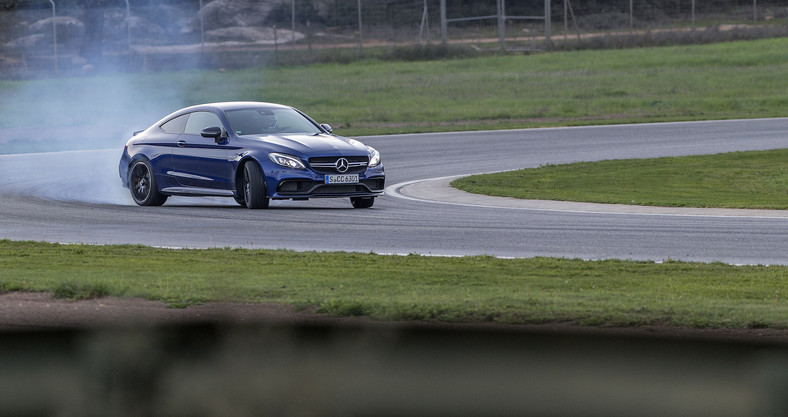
left=1, top=240, right=787, bottom=329
left=2, top=37, right=788, bottom=147
left=452, top=149, right=788, bottom=209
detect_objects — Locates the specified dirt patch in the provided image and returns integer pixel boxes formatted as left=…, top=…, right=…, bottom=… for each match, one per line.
left=0, top=292, right=363, bottom=331
left=3, top=292, right=788, bottom=345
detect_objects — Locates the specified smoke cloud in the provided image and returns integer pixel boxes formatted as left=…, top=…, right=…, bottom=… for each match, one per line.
left=0, top=2, right=250, bottom=205
left=0, top=71, right=201, bottom=205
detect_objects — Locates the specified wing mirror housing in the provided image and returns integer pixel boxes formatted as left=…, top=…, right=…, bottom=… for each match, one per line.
left=320, top=123, right=333, bottom=134
left=201, top=126, right=225, bottom=143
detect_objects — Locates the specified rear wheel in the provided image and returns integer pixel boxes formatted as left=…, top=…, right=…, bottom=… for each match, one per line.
left=242, top=162, right=269, bottom=209
left=129, top=160, right=167, bottom=206
left=350, top=197, right=375, bottom=209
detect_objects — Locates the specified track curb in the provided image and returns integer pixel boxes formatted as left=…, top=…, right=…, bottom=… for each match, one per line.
left=387, top=175, right=788, bottom=218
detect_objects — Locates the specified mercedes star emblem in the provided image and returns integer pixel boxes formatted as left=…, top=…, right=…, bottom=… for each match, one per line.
left=336, top=158, right=349, bottom=173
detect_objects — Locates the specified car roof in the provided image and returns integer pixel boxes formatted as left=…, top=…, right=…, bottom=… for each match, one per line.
left=179, top=101, right=292, bottom=113
left=152, top=102, right=295, bottom=127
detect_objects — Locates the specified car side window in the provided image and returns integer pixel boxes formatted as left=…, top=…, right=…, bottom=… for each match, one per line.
left=184, top=111, right=223, bottom=136
left=160, top=114, right=188, bottom=134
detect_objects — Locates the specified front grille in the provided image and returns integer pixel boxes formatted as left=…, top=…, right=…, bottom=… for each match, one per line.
left=276, top=178, right=384, bottom=196
left=308, top=156, right=369, bottom=174
left=313, top=185, right=367, bottom=194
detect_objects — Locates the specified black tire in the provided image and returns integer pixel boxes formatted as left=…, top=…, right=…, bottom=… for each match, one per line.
left=129, top=159, right=167, bottom=206
left=242, top=161, right=269, bottom=209
left=350, top=197, right=375, bottom=209
left=233, top=196, right=246, bottom=207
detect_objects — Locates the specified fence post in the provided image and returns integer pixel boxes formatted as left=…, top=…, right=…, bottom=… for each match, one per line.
left=544, top=0, right=551, bottom=47
left=440, top=0, right=446, bottom=46
left=291, top=0, right=295, bottom=59
left=358, top=0, right=363, bottom=53
left=124, top=0, right=131, bottom=49
left=418, top=0, right=429, bottom=43
left=199, top=0, right=204, bottom=51
left=629, top=0, right=633, bottom=33
left=498, top=0, right=505, bottom=51
left=691, top=0, right=696, bottom=31
left=48, top=0, right=58, bottom=75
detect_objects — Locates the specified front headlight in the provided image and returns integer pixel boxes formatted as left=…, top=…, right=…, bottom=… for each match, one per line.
left=368, top=146, right=381, bottom=168
left=269, top=153, right=306, bottom=170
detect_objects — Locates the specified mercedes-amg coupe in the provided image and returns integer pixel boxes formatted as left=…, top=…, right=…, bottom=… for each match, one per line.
left=119, top=102, right=384, bottom=208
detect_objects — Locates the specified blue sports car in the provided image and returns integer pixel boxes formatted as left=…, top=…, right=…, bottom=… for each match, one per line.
left=119, top=102, right=384, bottom=208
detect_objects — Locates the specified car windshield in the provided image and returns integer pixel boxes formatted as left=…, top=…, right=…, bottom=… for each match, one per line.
left=225, top=107, right=322, bottom=136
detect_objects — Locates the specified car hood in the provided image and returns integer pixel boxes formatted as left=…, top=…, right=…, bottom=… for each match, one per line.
left=243, top=133, right=368, bottom=156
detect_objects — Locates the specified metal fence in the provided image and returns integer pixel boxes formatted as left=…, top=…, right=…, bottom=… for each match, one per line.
left=1, top=0, right=787, bottom=77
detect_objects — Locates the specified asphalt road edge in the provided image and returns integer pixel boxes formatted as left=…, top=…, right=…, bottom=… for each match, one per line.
left=387, top=175, right=788, bottom=218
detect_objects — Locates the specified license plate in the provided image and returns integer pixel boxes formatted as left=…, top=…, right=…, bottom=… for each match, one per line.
left=325, top=174, right=359, bottom=184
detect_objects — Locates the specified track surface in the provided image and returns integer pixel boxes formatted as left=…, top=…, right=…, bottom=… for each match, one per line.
left=1, top=119, right=787, bottom=264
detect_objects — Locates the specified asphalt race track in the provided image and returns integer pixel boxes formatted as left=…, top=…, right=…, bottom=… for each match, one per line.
left=1, top=118, right=787, bottom=265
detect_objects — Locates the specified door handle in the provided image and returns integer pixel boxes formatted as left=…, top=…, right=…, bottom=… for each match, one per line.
left=176, top=140, right=187, bottom=147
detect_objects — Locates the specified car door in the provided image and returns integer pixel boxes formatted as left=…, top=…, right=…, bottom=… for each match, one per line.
left=171, top=111, right=232, bottom=190
left=142, top=113, right=187, bottom=187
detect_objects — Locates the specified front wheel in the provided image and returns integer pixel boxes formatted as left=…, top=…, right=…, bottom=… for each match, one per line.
left=350, top=197, right=375, bottom=209
left=242, top=162, right=269, bottom=209
left=129, top=160, right=167, bottom=206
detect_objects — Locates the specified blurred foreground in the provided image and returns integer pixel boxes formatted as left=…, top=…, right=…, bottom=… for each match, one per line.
left=2, top=320, right=788, bottom=416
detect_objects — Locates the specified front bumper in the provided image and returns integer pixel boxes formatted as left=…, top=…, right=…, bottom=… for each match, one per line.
left=275, top=176, right=385, bottom=198
left=265, top=165, right=385, bottom=199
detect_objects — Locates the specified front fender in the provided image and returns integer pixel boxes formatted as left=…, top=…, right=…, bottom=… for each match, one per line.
left=234, top=151, right=312, bottom=199
left=232, top=153, right=266, bottom=198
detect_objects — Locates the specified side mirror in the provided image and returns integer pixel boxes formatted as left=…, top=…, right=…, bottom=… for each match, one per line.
left=201, top=126, right=223, bottom=143
left=320, top=123, right=333, bottom=134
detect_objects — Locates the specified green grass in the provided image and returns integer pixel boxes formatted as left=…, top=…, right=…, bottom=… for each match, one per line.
left=1, top=240, right=787, bottom=329
left=2, top=37, right=788, bottom=145
left=452, top=149, right=788, bottom=209
left=3, top=39, right=787, bottom=330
